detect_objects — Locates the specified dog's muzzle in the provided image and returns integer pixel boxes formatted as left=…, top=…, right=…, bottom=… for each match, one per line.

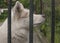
left=33, top=23, right=41, bottom=27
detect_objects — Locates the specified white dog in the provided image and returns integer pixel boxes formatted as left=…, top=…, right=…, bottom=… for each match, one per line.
left=0, top=1, right=47, bottom=43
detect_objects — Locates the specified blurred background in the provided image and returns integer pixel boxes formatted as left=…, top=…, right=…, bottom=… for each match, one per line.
left=0, top=0, right=60, bottom=43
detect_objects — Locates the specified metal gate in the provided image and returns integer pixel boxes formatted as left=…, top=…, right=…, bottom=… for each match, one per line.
left=7, top=0, right=55, bottom=43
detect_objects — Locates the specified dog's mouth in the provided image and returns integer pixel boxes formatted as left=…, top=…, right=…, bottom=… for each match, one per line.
left=33, top=23, right=41, bottom=27
left=33, top=22, right=44, bottom=27
left=34, top=23, right=41, bottom=25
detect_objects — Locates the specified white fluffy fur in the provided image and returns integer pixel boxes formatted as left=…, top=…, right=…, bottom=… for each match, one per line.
left=0, top=1, right=46, bottom=43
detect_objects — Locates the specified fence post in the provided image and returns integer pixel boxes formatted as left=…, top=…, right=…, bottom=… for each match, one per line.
left=40, top=0, right=43, bottom=14
left=51, top=0, right=55, bottom=43
left=29, top=0, right=34, bottom=43
left=8, top=0, right=12, bottom=43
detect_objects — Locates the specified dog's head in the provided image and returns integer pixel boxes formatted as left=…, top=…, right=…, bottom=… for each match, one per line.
left=11, top=1, right=45, bottom=29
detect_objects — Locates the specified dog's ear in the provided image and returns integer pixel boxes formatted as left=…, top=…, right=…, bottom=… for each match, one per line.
left=12, top=1, right=25, bottom=20
left=14, top=1, right=24, bottom=13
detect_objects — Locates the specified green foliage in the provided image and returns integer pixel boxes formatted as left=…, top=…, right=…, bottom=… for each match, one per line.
left=19, top=0, right=29, bottom=8
left=0, top=11, right=8, bottom=22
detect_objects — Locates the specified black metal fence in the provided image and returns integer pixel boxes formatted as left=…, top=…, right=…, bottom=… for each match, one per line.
left=29, top=0, right=34, bottom=43
left=8, top=0, right=12, bottom=43
left=7, top=0, right=55, bottom=43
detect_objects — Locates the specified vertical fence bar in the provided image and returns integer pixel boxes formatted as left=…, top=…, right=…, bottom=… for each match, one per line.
left=51, top=0, right=55, bottom=43
left=8, top=0, right=12, bottom=43
left=40, top=0, right=43, bottom=14
left=29, top=0, right=34, bottom=43
left=0, top=0, right=1, bottom=7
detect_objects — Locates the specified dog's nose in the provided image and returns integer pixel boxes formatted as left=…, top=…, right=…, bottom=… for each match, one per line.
left=42, top=15, right=45, bottom=18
